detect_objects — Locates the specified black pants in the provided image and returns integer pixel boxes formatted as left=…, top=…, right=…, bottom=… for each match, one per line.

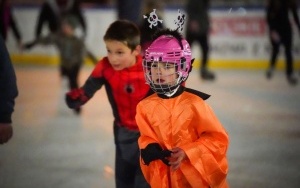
left=60, top=64, right=81, bottom=89
left=114, top=123, right=150, bottom=188
left=186, top=32, right=209, bottom=71
left=269, top=28, right=294, bottom=77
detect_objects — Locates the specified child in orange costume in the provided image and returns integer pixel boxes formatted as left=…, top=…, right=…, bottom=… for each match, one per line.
left=135, top=29, right=229, bottom=188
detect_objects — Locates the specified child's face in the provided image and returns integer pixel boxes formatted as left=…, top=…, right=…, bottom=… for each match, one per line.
left=150, top=62, right=178, bottom=85
left=61, top=23, right=74, bottom=36
left=105, top=40, right=140, bottom=70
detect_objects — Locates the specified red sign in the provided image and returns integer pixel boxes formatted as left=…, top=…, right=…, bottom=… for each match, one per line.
left=211, top=17, right=267, bottom=36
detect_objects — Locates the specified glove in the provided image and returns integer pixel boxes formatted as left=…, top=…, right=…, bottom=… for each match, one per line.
left=65, top=88, right=89, bottom=109
left=141, top=143, right=172, bottom=166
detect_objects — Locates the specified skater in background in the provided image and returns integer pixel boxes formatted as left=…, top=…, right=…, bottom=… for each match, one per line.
left=35, top=0, right=86, bottom=39
left=0, top=0, right=22, bottom=49
left=136, top=29, right=229, bottom=187
left=185, top=0, right=215, bottom=80
left=266, top=0, right=300, bottom=85
left=0, top=35, right=18, bottom=144
left=116, top=0, right=142, bottom=25
left=24, top=15, right=97, bottom=114
left=65, top=20, right=151, bottom=188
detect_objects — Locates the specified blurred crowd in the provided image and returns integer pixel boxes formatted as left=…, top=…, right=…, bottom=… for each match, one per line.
left=1, top=0, right=299, bottom=84
left=6, top=0, right=267, bottom=7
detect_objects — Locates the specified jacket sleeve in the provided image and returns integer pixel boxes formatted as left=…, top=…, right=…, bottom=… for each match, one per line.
left=0, top=36, right=18, bottom=123
left=35, top=3, right=49, bottom=38
left=81, top=59, right=105, bottom=98
left=180, top=101, right=229, bottom=187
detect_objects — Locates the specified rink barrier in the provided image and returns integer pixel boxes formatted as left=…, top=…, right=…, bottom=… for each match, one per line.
left=10, top=54, right=300, bottom=69
left=6, top=6, right=300, bottom=69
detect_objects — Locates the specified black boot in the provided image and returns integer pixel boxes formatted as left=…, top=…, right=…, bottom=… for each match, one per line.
left=266, top=67, right=274, bottom=79
left=74, top=107, right=81, bottom=115
left=287, top=75, right=298, bottom=86
left=201, top=68, right=215, bottom=80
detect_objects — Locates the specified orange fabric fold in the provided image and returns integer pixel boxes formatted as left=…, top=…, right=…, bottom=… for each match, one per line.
left=136, top=90, right=229, bottom=188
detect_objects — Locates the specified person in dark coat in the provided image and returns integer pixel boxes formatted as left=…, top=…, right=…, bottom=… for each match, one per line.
left=0, top=35, right=18, bottom=144
left=116, top=0, right=142, bottom=25
left=185, top=0, right=215, bottom=80
left=266, top=0, right=300, bottom=85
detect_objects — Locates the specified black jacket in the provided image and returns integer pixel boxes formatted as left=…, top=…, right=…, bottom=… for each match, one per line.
left=0, top=36, right=18, bottom=123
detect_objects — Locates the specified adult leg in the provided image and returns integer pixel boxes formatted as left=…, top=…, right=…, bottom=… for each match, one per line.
left=66, top=65, right=82, bottom=114
left=282, top=30, right=297, bottom=85
left=198, top=34, right=215, bottom=80
left=59, top=65, right=68, bottom=88
left=266, top=37, right=280, bottom=79
left=68, top=65, right=80, bottom=90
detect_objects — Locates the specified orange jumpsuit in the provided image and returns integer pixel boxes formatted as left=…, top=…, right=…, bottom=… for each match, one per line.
left=136, top=87, right=229, bottom=188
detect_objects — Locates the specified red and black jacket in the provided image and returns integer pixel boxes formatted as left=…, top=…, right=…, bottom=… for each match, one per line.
left=80, top=55, right=151, bottom=130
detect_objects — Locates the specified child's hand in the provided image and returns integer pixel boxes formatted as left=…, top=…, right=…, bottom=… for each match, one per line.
left=65, top=88, right=89, bottom=109
left=169, top=147, right=187, bottom=171
left=0, top=123, right=13, bottom=144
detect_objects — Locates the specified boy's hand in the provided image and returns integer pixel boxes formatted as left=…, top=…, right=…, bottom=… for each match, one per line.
left=65, top=88, right=89, bottom=109
left=0, top=123, right=13, bottom=144
left=169, top=147, right=187, bottom=171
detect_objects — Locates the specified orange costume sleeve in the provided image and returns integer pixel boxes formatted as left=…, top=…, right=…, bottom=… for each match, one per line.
left=136, top=89, right=229, bottom=188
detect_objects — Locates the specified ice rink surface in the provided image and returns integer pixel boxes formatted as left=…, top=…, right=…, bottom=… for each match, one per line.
left=1, top=65, right=300, bottom=188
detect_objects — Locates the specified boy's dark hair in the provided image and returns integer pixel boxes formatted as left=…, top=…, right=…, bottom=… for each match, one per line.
left=104, top=20, right=140, bottom=51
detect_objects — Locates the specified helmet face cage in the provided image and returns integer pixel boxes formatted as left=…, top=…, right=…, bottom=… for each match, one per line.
left=143, top=35, right=192, bottom=94
left=143, top=60, right=183, bottom=94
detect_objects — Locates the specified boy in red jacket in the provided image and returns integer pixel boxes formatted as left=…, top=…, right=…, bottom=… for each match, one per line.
left=65, top=20, right=151, bottom=188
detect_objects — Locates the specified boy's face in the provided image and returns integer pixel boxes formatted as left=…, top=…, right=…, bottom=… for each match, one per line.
left=150, top=62, right=178, bottom=85
left=105, top=40, right=140, bottom=70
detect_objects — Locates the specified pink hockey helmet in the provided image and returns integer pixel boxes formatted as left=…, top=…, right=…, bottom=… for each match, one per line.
left=143, top=32, right=192, bottom=94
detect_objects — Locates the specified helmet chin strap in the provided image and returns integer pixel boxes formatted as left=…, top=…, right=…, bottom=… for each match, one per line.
left=164, top=85, right=180, bottom=97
